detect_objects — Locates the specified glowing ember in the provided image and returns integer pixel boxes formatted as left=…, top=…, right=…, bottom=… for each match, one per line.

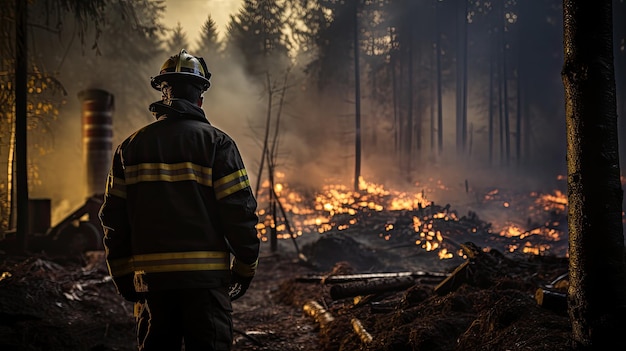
left=257, top=175, right=570, bottom=259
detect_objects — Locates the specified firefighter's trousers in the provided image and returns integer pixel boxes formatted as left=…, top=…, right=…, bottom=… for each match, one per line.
left=135, top=287, right=233, bottom=351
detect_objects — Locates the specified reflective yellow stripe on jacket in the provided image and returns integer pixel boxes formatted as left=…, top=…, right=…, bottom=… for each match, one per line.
left=106, top=176, right=126, bottom=199
left=214, top=169, right=251, bottom=200
left=106, top=162, right=251, bottom=200
left=125, top=162, right=212, bottom=186
left=107, top=251, right=230, bottom=277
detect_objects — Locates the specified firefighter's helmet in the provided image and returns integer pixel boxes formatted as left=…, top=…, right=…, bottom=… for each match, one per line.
left=151, top=49, right=211, bottom=91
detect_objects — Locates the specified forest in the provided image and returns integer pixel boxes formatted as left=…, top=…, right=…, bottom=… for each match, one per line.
left=1, top=1, right=626, bottom=349
left=1, top=0, right=624, bottom=233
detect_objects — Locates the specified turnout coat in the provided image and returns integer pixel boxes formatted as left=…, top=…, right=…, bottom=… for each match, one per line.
left=99, top=99, right=260, bottom=298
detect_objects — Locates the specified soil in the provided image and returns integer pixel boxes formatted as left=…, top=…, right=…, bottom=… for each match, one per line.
left=0, top=236, right=571, bottom=351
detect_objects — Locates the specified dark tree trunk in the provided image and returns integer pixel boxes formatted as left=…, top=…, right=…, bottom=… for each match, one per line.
left=516, top=68, right=522, bottom=164
left=499, top=0, right=510, bottom=165
left=430, top=52, right=435, bottom=153
left=15, top=0, right=29, bottom=251
left=614, top=0, right=626, bottom=168
left=405, top=25, right=414, bottom=178
left=390, top=28, right=400, bottom=157
left=435, top=0, right=443, bottom=154
left=488, top=26, right=495, bottom=165
left=455, top=0, right=468, bottom=156
left=353, top=0, right=361, bottom=191
left=562, top=0, right=626, bottom=349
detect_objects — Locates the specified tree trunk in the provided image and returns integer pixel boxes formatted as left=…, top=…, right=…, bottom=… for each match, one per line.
left=435, top=0, right=443, bottom=154
left=389, top=28, right=400, bottom=157
left=455, top=0, right=468, bottom=156
left=405, top=24, right=414, bottom=179
left=614, top=0, right=626, bottom=168
left=254, top=73, right=274, bottom=199
left=329, top=276, right=416, bottom=300
left=15, top=0, right=29, bottom=251
left=353, top=0, right=361, bottom=191
left=488, top=32, right=494, bottom=165
left=562, top=1, right=626, bottom=349
left=499, top=0, right=510, bottom=165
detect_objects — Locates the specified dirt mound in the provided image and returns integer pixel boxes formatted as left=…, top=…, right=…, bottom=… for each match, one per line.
left=0, top=252, right=135, bottom=351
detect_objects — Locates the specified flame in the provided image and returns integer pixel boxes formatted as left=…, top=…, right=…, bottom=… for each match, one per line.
left=536, top=190, right=568, bottom=212
left=257, top=175, right=570, bottom=260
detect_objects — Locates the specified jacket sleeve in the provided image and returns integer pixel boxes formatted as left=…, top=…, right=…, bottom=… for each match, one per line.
left=98, top=144, right=136, bottom=298
left=213, top=138, right=260, bottom=278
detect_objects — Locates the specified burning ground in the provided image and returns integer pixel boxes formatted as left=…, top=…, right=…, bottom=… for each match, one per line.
left=0, top=178, right=573, bottom=350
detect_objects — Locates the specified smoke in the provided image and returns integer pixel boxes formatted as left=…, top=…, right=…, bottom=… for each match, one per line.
left=162, top=0, right=238, bottom=43
left=31, top=99, right=85, bottom=225
left=26, top=1, right=572, bottom=230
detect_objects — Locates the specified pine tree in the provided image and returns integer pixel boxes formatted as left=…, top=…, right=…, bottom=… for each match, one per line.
left=196, top=15, right=222, bottom=59
left=224, top=0, right=291, bottom=77
left=166, top=22, right=191, bottom=54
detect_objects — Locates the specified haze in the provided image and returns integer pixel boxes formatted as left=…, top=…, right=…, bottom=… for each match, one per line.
left=162, top=0, right=239, bottom=42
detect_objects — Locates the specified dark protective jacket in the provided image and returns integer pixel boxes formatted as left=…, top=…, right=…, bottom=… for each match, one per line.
left=99, top=98, right=260, bottom=296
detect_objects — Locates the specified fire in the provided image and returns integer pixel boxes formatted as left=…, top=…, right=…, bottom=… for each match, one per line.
left=535, top=190, right=568, bottom=212
left=257, top=175, right=570, bottom=259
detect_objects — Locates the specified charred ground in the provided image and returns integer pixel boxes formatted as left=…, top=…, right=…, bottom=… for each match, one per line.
left=0, top=193, right=573, bottom=350
left=0, top=244, right=571, bottom=350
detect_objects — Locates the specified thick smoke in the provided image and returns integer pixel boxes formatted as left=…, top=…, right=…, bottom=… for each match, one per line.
left=26, top=1, right=580, bottom=229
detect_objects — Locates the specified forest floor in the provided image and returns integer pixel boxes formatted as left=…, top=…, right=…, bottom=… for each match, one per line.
left=0, top=237, right=572, bottom=351
left=0, top=183, right=576, bottom=350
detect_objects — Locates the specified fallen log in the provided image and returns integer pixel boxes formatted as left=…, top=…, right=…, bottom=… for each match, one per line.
left=370, top=299, right=402, bottom=314
left=330, top=276, right=416, bottom=300
left=295, top=270, right=448, bottom=284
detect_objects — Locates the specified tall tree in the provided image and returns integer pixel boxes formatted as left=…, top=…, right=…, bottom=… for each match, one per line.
left=455, top=0, right=468, bottom=155
left=562, top=0, right=626, bottom=348
left=224, top=0, right=291, bottom=78
left=434, top=0, right=444, bottom=154
left=14, top=0, right=28, bottom=249
left=1, top=0, right=109, bottom=245
left=303, top=0, right=355, bottom=91
left=615, top=0, right=626, bottom=167
left=195, top=15, right=222, bottom=60
left=50, top=0, right=166, bottom=129
left=225, top=0, right=294, bottom=249
left=1, top=0, right=166, bottom=239
left=166, top=22, right=190, bottom=54
left=352, top=0, right=361, bottom=191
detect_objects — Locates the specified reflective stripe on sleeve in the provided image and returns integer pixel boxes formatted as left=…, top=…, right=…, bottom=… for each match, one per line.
left=214, top=169, right=251, bottom=200
left=125, top=162, right=212, bottom=186
left=107, top=251, right=230, bottom=276
left=106, top=176, right=127, bottom=199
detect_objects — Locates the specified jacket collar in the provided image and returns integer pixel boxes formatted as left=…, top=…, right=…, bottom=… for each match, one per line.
left=148, top=99, right=209, bottom=124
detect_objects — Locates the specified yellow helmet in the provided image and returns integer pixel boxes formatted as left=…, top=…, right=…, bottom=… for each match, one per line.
left=151, top=49, right=211, bottom=91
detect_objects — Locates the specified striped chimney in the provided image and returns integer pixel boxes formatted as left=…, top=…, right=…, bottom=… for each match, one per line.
left=77, top=89, right=114, bottom=196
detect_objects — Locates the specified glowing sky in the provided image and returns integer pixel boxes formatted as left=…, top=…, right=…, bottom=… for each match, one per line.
left=161, top=0, right=241, bottom=43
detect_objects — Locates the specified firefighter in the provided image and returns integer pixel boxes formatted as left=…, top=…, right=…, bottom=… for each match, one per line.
left=99, top=49, right=260, bottom=351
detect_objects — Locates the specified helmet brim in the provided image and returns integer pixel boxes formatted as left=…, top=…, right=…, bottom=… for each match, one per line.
left=151, top=72, right=211, bottom=91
